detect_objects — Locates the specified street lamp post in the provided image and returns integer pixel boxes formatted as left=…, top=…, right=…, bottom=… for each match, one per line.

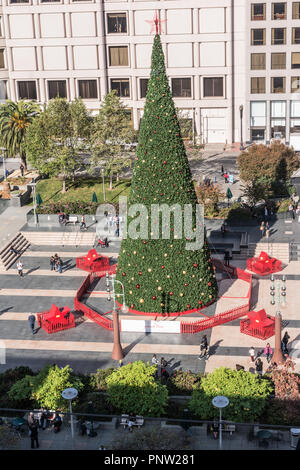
left=102, top=168, right=106, bottom=202
left=212, top=395, right=229, bottom=450
left=270, top=275, right=286, bottom=365
left=106, top=272, right=128, bottom=360
left=30, top=180, right=38, bottom=226
left=239, top=105, right=244, bottom=151
left=61, top=387, right=78, bottom=439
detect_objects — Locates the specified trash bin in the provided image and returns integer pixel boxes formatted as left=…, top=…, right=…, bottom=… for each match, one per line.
left=290, top=428, right=300, bottom=448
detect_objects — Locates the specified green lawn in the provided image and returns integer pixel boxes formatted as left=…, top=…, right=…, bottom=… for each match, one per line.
left=35, top=177, right=131, bottom=205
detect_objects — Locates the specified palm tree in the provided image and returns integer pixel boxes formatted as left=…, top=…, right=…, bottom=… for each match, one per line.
left=0, top=100, right=41, bottom=170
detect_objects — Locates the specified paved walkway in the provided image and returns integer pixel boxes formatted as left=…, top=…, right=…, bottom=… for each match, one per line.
left=6, top=418, right=295, bottom=451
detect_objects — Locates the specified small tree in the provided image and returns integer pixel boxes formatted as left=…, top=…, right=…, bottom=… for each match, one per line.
left=189, top=367, right=273, bottom=422
left=90, top=90, right=134, bottom=190
left=238, top=142, right=299, bottom=198
left=26, top=98, right=91, bottom=192
left=0, top=100, right=40, bottom=169
left=195, top=182, right=225, bottom=216
left=105, top=361, right=168, bottom=416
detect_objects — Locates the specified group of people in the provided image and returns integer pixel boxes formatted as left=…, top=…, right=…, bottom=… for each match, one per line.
left=221, top=166, right=234, bottom=184
left=246, top=332, right=291, bottom=375
left=50, top=254, right=63, bottom=273
left=289, top=193, right=300, bottom=221
left=105, top=213, right=120, bottom=237
left=27, top=410, right=62, bottom=449
left=151, top=354, right=169, bottom=378
left=259, top=220, right=270, bottom=238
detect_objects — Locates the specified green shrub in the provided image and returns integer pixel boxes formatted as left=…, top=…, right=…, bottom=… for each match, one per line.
left=8, top=365, right=84, bottom=411
left=106, top=361, right=168, bottom=417
left=167, top=370, right=202, bottom=396
left=0, top=367, right=35, bottom=409
left=73, top=394, right=113, bottom=421
left=188, top=367, right=273, bottom=422
left=89, top=368, right=115, bottom=392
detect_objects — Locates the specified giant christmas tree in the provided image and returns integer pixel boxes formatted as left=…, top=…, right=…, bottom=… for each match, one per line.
left=115, top=34, right=218, bottom=314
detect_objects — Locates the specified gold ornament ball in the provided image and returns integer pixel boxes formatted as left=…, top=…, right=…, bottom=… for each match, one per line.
left=183, top=271, right=186, bottom=275
left=129, top=290, right=133, bottom=294
left=158, top=286, right=162, bottom=291
left=139, top=298, right=144, bottom=303
left=148, top=268, right=152, bottom=272
left=179, top=293, right=184, bottom=297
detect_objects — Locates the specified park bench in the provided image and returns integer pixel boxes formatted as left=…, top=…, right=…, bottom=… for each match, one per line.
left=120, top=414, right=144, bottom=429
left=223, top=424, right=236, bottom=435
left=67, top=216, right=79, bottom=225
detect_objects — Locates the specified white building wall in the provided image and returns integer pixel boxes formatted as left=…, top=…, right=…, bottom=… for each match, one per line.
left=0, top=0, right=251, bottom=144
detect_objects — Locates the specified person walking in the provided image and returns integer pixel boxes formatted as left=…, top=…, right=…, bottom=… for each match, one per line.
left=259, top=221, right=265, bottom=238
left=80, top=215, right=86, bottom=230
left=151, top=353, right=159, bottom=366
left=27, top=412, right=36, bottom=428
left=221, top=223, right=226, bottom=237
left=265, top=221, right=270, bottom=239
left=20, top=164, right=24, bottom=177
left=221, top=165, right=224, bottom=175
left=28, top=314, right=36, bottom=335
left=54, top=254, right=59, bottom=271
left=255, top=357, right=263, bottom=376
left=264, top=206, right=269, bottom=221
left=199, top=335, right=208, bottom=359
left=289, top=203, right=295, bottom=220
left=30, top=423, right=39, bottom=449
left=224, top=250, right=230, bottom=266
left=249, top=346, right=255, bottom=362
left=57, top=257, right=63, bottom=274
left=282, top=331, right=290, bottom=354
left=264, top=343, right=273, bottom=363
left=224, top=171, right=228, bottom=183
left=17, top=260, right=24, bottom=277
left=115, top=222, right=120, bottom=237
left=50, top=255, right=55, bottom=271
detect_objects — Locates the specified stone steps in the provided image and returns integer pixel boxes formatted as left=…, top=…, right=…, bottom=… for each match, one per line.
left=233, top=243, right=290, bottom=263
left=21, top=231, right=96, bottom=247
left=0, top=232, right=31, bottom=270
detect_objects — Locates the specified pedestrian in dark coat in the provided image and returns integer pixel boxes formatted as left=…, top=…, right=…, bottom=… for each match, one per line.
left=255, top=358, right=263, bottom=376
left=57, top=257, right=63, bottom=274
left=282, top=331, right=290, bottom=353
left=20, top=164, right=24, bottom=177
left=27, top=412, right=36, bottom=428
left=28, top=314, right=36, bottom=334
left=30, top=424, right=39, bottom=449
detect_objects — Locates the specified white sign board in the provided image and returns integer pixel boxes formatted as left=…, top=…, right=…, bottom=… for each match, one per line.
left=121, top=319, right=181, bottom=334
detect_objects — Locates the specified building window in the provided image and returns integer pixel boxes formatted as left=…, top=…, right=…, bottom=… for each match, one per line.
left=271, top=53, right=286, bottom=69
left=48, top=81, right=67, bottom=100
left=290, top=101, right=300, bottom=134
left=78, top=80, right=98, bottom=99
left=107, top=13, right=127, bottom=34
left=272, top=3, right=286, bottom=20
left=18, top=81, right=37, bottom=100
left=250, top=101, right=266, bottom=127
left=171, top=78, right=192, bottom=98
left=40, top=0, right=61, bottom=2
left=0, top=50, right=5, bottom=69
left=293, top=2, right=300, bottom=19
left=292, top=28, right=300, bottom=44
left=251, top=29, right=266, bottom=45
left=0, top=80, right=7, bottom=101
left=108, top=46, right=129, bottom=67
left=203, top=77, right=224, bottom=97
left=291, top=77, right=300, bottom=93
left=292, top=52, right=300, bottom=69
left=271, top=77, right=286, bottom=93
left=271, top=28, right=286, bottom=45
left=111, top=79, right=130, bottom=98
left=251, top=3, right=266, bottom=20
left=0, top=17, right=2, bottom=37
left=251, top=77, right=266, bottom=94
left=9, top=0, right=30, bottom=3
left=139, top=78, right=149, bottom=99
left=251, top=53, right=266, bottom=70
left=271, top=101, right=286, bottom=139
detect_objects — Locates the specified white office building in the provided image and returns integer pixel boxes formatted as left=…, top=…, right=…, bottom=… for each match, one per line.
left=0, top=0, right=299, bottom=147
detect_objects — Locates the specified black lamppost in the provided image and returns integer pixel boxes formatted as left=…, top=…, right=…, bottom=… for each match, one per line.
left=270, top=275, right=286, bottom=365
left=239, top=105, right=244, bottom=151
